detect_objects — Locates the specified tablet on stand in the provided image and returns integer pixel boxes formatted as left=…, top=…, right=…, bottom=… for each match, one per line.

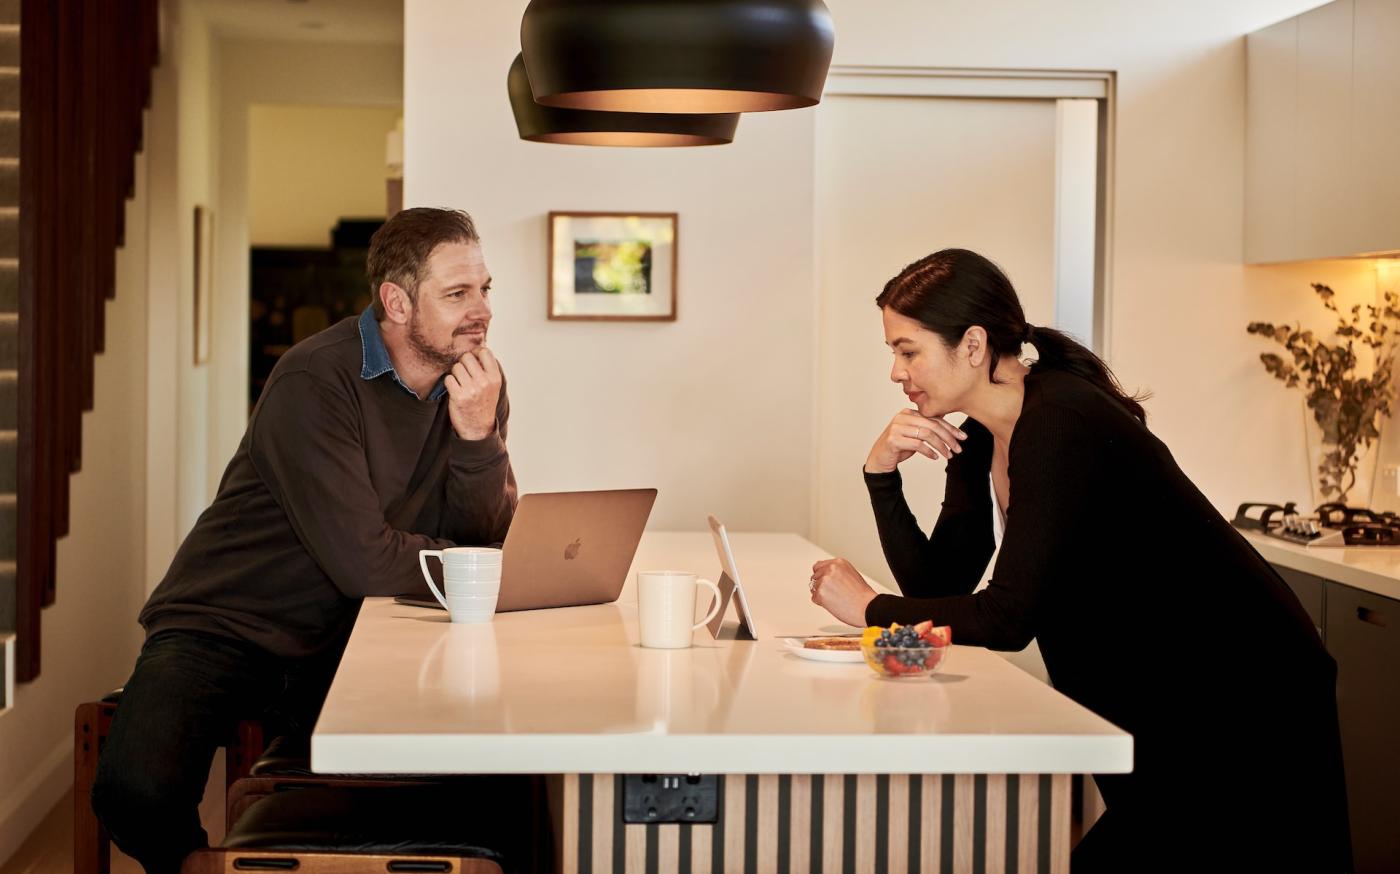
left=704, top=514, right=760, bottom=640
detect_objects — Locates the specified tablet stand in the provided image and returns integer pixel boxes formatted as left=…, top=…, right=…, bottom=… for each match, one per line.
left=705, top=571, right=758, bottom=640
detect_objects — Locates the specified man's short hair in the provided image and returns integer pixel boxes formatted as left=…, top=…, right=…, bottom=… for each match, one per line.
left=367, top=208, right=480, bottom=320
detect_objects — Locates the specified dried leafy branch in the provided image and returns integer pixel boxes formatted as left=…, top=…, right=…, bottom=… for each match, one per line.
left=1247, top=284, right=1400, bottom=503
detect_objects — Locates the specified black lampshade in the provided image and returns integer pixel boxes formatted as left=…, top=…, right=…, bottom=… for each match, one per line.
left=508, top=53, right=739, bottom=146
left=520, top=0, right=835, bottom=114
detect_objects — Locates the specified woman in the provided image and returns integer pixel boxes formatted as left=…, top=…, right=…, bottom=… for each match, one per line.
left=809, top=249, right=1350, bottom=872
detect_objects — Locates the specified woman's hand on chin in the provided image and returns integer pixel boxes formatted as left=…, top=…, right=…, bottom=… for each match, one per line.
left=809, top=558, right=878, bottom=627
left=864, top=409, right=966, bottom=474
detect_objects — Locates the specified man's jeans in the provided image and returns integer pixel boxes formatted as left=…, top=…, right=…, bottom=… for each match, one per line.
left=91, top=629, right=339, bottom=874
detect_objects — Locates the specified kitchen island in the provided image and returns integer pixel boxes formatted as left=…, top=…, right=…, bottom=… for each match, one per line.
left=312, top=532, right=1132, bottom=873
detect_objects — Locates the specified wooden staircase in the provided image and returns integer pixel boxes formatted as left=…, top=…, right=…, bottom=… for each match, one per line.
left=1, top=0, right=159, bottom=684
left=0, top=0, right=19, bottom=696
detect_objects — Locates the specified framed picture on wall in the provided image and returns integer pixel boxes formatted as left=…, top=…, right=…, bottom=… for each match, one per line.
left=193, top=205, right=214, bottom=365
left=548, top=211, right=678, bottom=321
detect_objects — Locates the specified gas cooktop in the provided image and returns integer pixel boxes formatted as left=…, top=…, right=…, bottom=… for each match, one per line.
left=1232, top=502, right=1400, bottom=547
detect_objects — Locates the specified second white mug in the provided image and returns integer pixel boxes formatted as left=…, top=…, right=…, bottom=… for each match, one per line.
left=637, top=571, right=722, bottom=649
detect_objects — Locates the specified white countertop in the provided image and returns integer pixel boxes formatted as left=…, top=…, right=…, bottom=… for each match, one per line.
left=1241, top=530, right=1400, bottom=601
left=312, top=532, right=1132, bottom=776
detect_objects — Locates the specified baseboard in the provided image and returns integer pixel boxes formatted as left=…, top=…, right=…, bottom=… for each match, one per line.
left=0, top=632, right=12, bottom=712
left=0, top=734, right=72, bottom=869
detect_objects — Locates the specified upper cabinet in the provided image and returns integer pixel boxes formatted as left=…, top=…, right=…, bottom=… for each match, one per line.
left=1246, top=0, right=1400, bottom=264
left=1245, top=15, right=1299, bottom=264
left=1352, top=0, right=1400, bottom=257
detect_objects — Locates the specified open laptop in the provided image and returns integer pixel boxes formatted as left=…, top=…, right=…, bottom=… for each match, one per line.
left=396, top=488, right=657, bottom=613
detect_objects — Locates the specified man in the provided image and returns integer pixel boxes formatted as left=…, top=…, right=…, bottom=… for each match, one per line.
left=92, top=208, right=516, bottom=873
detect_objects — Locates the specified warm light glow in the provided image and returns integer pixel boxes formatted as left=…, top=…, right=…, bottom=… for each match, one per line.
left=535, top=88, right=814, bottom=114
left=1377, top=258, right=1400, bottom=293
left=527, top=131, right=729, bottom=147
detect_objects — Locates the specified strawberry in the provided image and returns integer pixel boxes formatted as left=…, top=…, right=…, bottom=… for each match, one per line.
left=913, top=620, right=933, bottom=636
left=920, top=625, right=952, bottom=647
left=883, top=655, right=905, bottom=675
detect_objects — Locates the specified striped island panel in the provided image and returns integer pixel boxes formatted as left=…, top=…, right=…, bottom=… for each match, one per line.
left=550, top=773, right=1072, bottom=874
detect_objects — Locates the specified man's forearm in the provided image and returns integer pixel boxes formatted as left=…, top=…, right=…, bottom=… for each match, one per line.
left=443, top=436, right=517, bottom=545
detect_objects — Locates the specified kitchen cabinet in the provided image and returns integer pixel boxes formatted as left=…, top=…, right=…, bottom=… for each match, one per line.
left=1244, top=15, right=1298, bottom=264
left=1294, top=0, right=1355, bottom=261
left=1265, top=556, right=1400, bottom=871
left=1326, top=583, right=1400, bottom=872
left=1351, top=0, right=1400, bottom=257
left=1245, top=0, right=1400, bottom=263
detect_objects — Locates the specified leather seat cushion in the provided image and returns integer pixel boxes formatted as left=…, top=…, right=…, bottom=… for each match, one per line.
left=222, top=783, right=524, bottom=861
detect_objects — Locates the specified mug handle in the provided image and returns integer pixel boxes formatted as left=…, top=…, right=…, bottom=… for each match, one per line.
left=692, top=578, right=723, bottom=630
left=418, top=550, right=449, bottom=610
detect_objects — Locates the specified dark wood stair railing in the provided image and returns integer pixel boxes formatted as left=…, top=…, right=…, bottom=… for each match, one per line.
left=13, top=0, right=160, bottom=682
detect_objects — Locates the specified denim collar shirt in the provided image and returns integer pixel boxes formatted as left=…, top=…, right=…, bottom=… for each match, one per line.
left=358, top=306, right=446, bottom=401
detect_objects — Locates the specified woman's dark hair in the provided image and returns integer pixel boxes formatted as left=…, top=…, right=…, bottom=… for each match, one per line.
left=876, top=248, right=1148, bottom=424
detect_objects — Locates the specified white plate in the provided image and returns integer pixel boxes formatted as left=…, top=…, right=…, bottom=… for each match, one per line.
left=782, top=637, right=864, bottom=663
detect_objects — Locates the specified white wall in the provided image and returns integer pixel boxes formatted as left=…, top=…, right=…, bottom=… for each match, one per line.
left=172, top=0, right=217, bottom=550
left=212, top=39, right=402, bottom=508
left=248, top=104, right=400, bottom=247
left=405, top=0, right=815, bottom=532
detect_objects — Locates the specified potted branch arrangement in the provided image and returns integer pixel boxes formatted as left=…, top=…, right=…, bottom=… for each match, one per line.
left=1247, top=283, right=1400, bottom=508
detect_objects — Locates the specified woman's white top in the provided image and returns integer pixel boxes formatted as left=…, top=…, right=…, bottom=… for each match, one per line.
left=990, top=473, right=1007, bottom=548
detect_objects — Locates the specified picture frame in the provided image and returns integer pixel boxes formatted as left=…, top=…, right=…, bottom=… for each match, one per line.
left=548, top=211, right=678, bottom=321
left=193, top=205, right=214, bottom=365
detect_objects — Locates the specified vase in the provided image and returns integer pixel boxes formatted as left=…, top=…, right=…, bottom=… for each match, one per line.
left=1302, top=398, right=1384, bottom=512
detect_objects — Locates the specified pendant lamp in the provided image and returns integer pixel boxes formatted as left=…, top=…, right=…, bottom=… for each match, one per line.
left=520, top=0, right=835, bottom=114
left=508, top=53, right=739, bottom=146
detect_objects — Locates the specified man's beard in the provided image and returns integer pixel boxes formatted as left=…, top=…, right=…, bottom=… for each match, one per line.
left=407, top=310, right=486, bottom=372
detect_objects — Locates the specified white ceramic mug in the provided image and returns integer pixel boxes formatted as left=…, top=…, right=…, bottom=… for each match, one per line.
left=419, top=547, right=503, bottom=623
left=637, top=571, right=723, bottom=649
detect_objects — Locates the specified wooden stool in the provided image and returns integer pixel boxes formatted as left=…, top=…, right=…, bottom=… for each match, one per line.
left=73, top=692, right=266, bottom=874
left=183, top=784, right=511, bottom=874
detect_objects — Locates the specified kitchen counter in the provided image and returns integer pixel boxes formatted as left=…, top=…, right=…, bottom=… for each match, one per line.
left=313, top=531, right=1132, bottom=776
left=1240, top=529, right=1400, bottom=601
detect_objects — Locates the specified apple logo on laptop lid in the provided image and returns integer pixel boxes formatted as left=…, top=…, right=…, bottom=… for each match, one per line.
left=564, top=537, right=582, bottom=560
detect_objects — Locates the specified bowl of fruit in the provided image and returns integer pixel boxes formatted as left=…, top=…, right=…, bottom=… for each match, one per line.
left=860, top=621, right=951, bottom=679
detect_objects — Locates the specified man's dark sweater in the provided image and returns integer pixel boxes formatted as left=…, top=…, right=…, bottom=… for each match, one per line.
left=140, top=315, right=517, bottom=659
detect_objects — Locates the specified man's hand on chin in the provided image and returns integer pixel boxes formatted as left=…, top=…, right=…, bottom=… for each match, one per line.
left=444, top=347, right=502, bottom=441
